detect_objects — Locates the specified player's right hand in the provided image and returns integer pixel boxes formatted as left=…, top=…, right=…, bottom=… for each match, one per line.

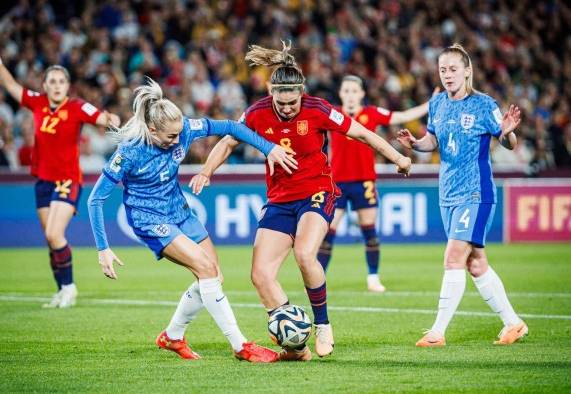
left=98, top=248, right=124, bottom=280
left=397, top=128, right=417, bottom=149
left=189, top=173, right=210, bottom=195
left=396, top=156, right=412, bottom=177
left=267, top=145, right=298, bottom=176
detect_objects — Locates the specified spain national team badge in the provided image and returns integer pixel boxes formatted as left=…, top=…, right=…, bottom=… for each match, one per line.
left=358, top=114, right=368, bottom=124
left=58, top=110, right=68, bottom=121
left=296, top=120, right=308, bottom=136
left=460, top=113, right=475, bottom=129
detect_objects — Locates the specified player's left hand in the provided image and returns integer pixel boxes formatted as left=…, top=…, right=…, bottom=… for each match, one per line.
left=500, top=104, right=521, bottom=136
left=396, top=155, right=412, bottom=177
left=267, top=145, right=298, bottom=176
left=98, top=248, right=124, bottom=280
left=189, top=173, right=211, bottom=195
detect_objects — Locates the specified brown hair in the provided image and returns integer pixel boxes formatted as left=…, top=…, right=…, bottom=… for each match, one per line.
left=43, top=65, right=71, bottom=83
left=245, top=40, right=305, bottom=94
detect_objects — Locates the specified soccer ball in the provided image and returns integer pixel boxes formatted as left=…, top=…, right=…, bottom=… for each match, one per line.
left=268, top=305, right=312, bottom=348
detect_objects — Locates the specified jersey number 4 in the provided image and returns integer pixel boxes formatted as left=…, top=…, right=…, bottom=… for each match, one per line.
left=40, top=116, right=60, bottom=134
left=447, top=133, right=456, bottom=154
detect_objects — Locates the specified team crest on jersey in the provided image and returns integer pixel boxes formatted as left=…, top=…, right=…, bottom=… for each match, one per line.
left=110, top=154, right=122, bottom=173
left=189, top=119, right=203, bottom=130
left=297, top=120, right=308, bottom=135
left=172, top=146, right=184, bottom=162
left=58, top=110, right=68, bottom=121
left=460, top=114, right=476, bottom=129
left=358, top=114, right=369, bottom=124
left=152, top=224, right=170, bottom=237
left=329, top=108, right=344, bottom=125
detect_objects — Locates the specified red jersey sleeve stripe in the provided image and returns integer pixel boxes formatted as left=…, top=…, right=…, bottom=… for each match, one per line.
left=302, top=102, right=331, bottom=115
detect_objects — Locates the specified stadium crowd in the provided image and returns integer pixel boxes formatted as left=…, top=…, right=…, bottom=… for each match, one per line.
left=0, top=0, right=569, bottom=172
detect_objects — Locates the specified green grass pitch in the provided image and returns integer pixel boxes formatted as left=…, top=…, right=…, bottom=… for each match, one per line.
left=1, top=243, right=570, bottom=393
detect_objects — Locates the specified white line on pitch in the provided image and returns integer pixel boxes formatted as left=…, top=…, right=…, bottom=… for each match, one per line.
left=1, top=294, right=570, bottom=320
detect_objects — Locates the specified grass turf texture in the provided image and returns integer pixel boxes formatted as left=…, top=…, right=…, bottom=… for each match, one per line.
left=1, top=243, right=570, bottom=393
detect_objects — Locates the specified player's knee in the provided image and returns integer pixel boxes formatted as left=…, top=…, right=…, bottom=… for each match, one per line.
left=193, top=257, right=218, bottom=279
left=45, top=230, right=65, bottom=248
left=251, top=267, right=272, bottom=290
left=293, top=246, right=314, bottom=268
left=365, top=237, right=379, bottom=249
left=444, top=249, right=467, bottom=270
left=467, top=257, right=488, bottom=277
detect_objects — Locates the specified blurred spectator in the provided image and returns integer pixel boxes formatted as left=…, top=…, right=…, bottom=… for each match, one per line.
left=0, top=0, right=568, bottom=169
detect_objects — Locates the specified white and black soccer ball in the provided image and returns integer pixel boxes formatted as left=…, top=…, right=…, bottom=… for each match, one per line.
left=268, top=305, right=312, bottom=348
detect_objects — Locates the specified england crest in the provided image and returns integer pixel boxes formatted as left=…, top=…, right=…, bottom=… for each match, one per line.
left=461, top=113, right=475, bottom=129
left=173, top=146, right=184, bottom=162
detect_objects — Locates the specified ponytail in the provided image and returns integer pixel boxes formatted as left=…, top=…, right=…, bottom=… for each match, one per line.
left=108, top=77, right=182, bottom=145
left=245, top=40, right=305, bottom=94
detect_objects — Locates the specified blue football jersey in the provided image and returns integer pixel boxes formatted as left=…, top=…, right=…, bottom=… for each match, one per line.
left=103, top=117, right=209, bottom=229
left=427, top=92, right=503, bottom=207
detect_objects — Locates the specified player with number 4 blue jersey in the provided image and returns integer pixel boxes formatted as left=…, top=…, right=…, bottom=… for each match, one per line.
left=398, top=44, right=528, bottom=348
left=87, top=78, right=297, bottom=363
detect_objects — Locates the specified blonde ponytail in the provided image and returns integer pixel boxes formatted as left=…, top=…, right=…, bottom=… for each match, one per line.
left=108, top=77, right=182, bottom=145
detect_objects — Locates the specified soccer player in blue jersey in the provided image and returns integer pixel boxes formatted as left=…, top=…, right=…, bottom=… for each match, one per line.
left=87, top=78, right=297, bottom=362
left=397, top=44, right=527, bottom=346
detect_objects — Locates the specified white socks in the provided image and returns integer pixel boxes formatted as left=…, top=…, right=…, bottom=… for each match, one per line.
left=431, top=269, right=466, bottom=335
left=472, top=266, right=521, bottom=327
left=199, top=277, right=246, bottom=352
left=166, top=281, right=204, bottom=340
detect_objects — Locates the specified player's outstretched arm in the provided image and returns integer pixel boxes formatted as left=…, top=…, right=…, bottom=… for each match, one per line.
left=498, top=104, right=521, bottom=150
left=87, top=174, right=124, bottom=279
left=389, top=88, right=439, bottom=125
left=346, top=118, right=411, bottom=176
left=397, top=128, right=438, bottom=152
left=189, top=135, right=239, bottom=195
left=95, top=111, right=121, bottom=128
left=0, top=56, right=24, bottom=103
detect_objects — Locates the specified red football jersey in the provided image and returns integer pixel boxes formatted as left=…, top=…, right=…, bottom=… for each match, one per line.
left=329, top=105, right=392, bottom=182
left=21, top=88, right=101, bottom=183
left=244, top=95, right=352, bottom=203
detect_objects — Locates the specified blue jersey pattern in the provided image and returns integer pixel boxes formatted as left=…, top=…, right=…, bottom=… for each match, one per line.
left=427, top=92, right=503, bottom=207
left=102, top=117, right=274, bottom=229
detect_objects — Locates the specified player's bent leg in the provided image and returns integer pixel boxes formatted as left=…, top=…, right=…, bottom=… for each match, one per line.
left=164, top=236, right=277, bottom=362
left=467, top=248, right=527, bottom=344
left=251, top=228, right=293, bottom=309
left=357, top=208, right=385, bottom=292
left=294, top=212, right=334, bottom=357
left=44, top=201, right=77, bottom=308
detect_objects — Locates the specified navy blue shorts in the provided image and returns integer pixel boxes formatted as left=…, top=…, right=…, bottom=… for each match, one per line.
left=258, top=192, right=337, bottom=237
left=336, top=181, right=378, bottom=210
left=133, top=215, right=209, bottom=260
left=35, top=179, right=82, bottom=210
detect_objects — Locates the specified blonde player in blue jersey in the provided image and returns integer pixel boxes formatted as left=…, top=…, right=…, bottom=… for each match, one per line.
left=87, top=78, right=297, bottom=362
left=397, top=44, right=527, bottom=347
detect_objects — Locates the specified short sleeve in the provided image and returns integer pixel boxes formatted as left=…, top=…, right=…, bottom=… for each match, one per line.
left=102, top=145, right=133, bottom=183
left=486, top=99, right=503, bottom=137
left=426, top=99, right=437, bottom=135
left=318, top=99, right=352, bottom=134
left=371, top=106, right=393, bottom=127
left=75, top=99, right=102, bottom=124
left=20, top=88, right=45, bottom=111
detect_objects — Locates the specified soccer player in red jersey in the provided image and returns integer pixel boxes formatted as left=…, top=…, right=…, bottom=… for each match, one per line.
left=318, top=75, right=433, bottom=293
left=190, top=42, right=411, bottom=361
left=0, top=57, right=120, bottom=308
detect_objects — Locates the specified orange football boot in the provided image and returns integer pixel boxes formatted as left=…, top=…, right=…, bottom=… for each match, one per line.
left=415, top=330, right=446, bottom=347
left=235, top=342, right=279, bottom=363
left=494, top=321, right=528, bottom=345
left=155, top=330, right=201, bottom=360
